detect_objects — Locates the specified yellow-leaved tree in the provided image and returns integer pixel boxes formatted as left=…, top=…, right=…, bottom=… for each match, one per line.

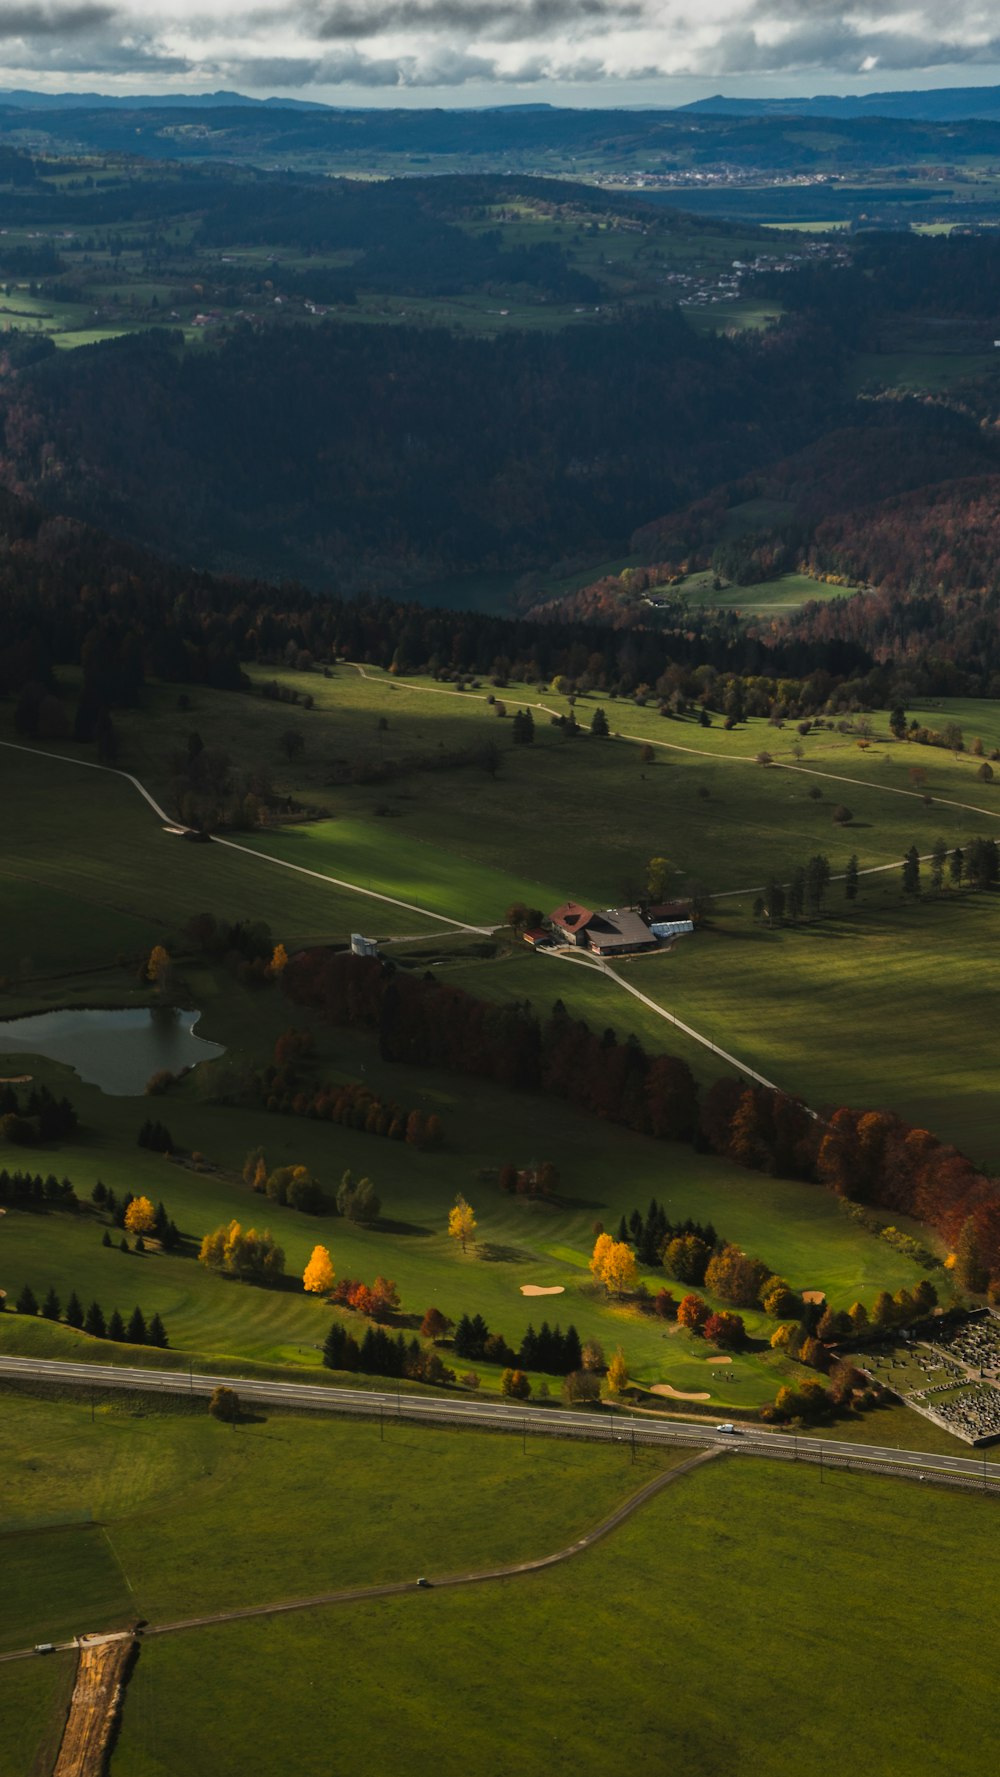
left=124, top=1195, right=156, bottom=1236
left=146, top=944, right=170, bottom=985
left=268, top=943, right=289, bottom=977
left=303, top=1245, right=335, bottom=1295
left=606, top=1347, right=629, bottom=1396
left=589, top=1232, right=613, bottom=1281
left=601, top=1242, right=639, bottom=1297
left=590, top=1234, right=638, bottom=1297
left=448, top=1194, right=477, bottom=1254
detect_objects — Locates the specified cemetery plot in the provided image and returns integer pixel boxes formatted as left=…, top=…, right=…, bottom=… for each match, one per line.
left=858, top=1313, right=1000, bottom=1444
left=905, top=1382, right=1000, bottom=1446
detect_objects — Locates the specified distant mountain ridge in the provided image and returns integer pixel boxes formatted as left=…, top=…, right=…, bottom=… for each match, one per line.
left=0, top=89, right=331, bottom=112
left=681, top=84, right=1000, bottom=121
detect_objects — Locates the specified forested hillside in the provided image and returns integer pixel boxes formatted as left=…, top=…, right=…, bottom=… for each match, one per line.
left=0, top=309, right=841, bottom=590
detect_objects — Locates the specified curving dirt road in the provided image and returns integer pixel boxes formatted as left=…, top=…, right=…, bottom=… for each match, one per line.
left=0, top=1450, right=720, bottom=1664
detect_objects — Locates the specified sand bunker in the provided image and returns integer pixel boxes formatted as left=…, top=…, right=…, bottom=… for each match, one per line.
left=520, top=1284, right=565, bottom=1297
left=802, top=1290, right=826, bottom=1305
left=0, top=1075, right=32, bottom=1084
left=705, top=1355, right=733, bottom=1365
left=650, top=1383, right=711, bottom=1402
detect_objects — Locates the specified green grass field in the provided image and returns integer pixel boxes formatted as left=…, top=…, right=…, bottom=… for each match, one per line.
left=678, top=568, right=846, bottom=613
left=0, top=1386, right=688, bottom=1650
left=105, top=1458, right=998, bottom=1777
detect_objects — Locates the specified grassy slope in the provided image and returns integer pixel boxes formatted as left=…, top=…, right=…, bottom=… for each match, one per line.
left=0, top=1034, right=940, bottom=1406
left=109, top=1459, right=999, bottom=1777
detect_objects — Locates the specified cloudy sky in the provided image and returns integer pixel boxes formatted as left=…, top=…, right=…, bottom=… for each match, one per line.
left=5, top=0, right=1000, bottom=105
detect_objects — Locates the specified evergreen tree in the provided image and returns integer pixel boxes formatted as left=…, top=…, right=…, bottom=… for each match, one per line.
left=563, top=1324, right=582, bottom=1374
left=590, top=707, right=609, bottom=737
left=91, top=1180, right=107, bottom=1205
left=520, top=1323, right=537, bottom=1368
left=616, top=1214, right=629, bottom=1244
left=765, top=878, right=786, bottom=924
left=844, top=854, right=859, bottom=901
left=902, top=845, right=920, bottom=897
left=84, top=1300, right=106, bottom=1338
left=65, top=1290, right=84, bottom=1329
left=805, top=854, right=831, bottom=917
left=16, top=1284, right=38, bottom=1316
left=42, top=1286, right=61, bottom=1321
left=453, top=1313, right=474, bottom=1359
left=950, top=846, right=964, bottom=886
left=126, top=1305, right=147, bottom=1345
left=147, top=1311, right=168, bottom=1349
left=107, top=1308, right=126, bottom=1342
left=101, top=1230, right=112, bottom=1248
left=119, top=1236, right=129, bottom=1253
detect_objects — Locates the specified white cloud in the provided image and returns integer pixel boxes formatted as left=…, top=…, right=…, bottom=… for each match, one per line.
left=3, top=0, right=1000, bottom=92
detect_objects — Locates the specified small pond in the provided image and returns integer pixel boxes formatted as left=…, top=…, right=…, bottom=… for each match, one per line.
left=0, top=1007, right=224, bottom=1097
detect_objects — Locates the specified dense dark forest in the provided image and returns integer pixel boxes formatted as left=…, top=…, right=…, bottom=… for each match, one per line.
left=0, top=309, right=843, bottom=589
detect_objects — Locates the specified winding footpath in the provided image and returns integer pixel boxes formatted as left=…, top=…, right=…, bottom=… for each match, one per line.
left=0, top=1445, right=720, bottom=1666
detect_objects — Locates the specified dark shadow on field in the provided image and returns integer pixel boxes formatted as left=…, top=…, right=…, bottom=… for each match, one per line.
left=376, top=1217, right=434, bottom=1238
left=478, top=1241, right=537, bottom=1264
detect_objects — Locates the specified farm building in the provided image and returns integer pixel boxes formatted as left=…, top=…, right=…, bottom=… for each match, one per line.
left=584, top=909, right=658, bottom=956
left=548, top=902, right=595, bottom=946
left=649, top=919, right=695, bottom=941
left=547, top=903, right=657, bottom=956
left=646, top=900, right=694, bottom=923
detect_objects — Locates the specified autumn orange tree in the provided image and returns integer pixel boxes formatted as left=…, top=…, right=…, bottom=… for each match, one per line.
left=303, top=1245, right=335, bottom=1295
left=676, top=1293, right=711, bottom=1333
left=268, top=942, right=289, bottom=976
left=448, top=1194, right=477, bottom=1254
left=124, top=1195, right=156, bottom=1237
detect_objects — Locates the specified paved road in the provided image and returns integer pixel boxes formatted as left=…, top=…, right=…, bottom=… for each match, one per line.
left=2, top=1355, right=997, bottom=1487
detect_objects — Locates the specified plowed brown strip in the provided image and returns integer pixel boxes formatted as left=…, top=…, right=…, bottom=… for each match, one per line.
left=52, top=1635, right=135, bottom=1777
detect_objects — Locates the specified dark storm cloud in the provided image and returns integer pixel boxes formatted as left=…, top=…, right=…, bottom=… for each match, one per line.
left=224, top=45, right=569, bottom=84
left=304, top=0, right=640, bottom=42
left=0, top=2, right=118, bottom=35
left=715, top=18, right=1000, bottom=73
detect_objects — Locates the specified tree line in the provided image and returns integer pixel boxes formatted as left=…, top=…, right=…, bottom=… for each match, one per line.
left=284, top=949, right=1000, bottom=1295
left=10, top=1283, right=168, bottom=1347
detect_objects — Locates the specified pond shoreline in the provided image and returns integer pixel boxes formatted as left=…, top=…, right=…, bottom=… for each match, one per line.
left=0, top=1006, right=224, bottom=1097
